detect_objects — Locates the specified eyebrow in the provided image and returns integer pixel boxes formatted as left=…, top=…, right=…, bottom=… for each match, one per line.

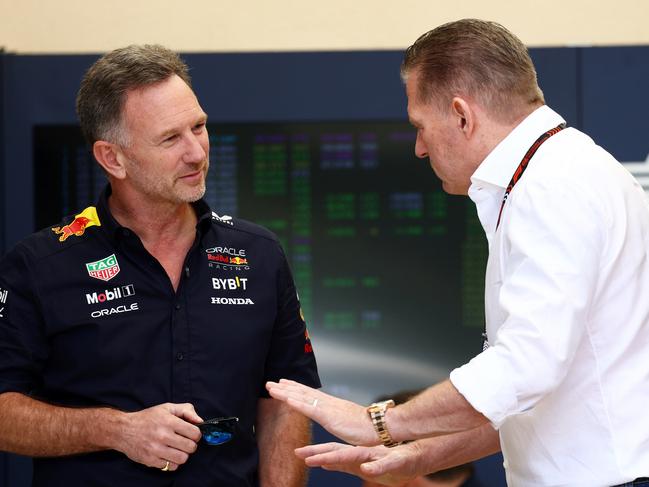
left=157, top=114, right=208, bottom=142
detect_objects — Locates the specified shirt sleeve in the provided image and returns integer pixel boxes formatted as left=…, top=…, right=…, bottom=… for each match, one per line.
left=0, top=244, right=49, bottom=396
left=450, top=172, right=606, bottom=428
left=259, top=242, right=320, bottom=397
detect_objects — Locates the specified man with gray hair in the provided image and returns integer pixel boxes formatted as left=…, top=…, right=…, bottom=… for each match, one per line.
left=0, top=44, right=320, bottom=486
left=267, top=19, right=649, bottom=486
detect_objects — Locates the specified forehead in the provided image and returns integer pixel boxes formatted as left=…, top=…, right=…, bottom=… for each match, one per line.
left=122, top=75, right=205, bottom=134
left=406, top=77, right=434, bottom=126
left=405, top=71, right=428, bottom=117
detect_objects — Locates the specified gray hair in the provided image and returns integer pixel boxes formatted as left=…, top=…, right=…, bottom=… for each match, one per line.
left=76, top=44, right=191, bottom=146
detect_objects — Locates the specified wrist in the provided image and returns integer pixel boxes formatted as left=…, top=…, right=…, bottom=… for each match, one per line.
left=384, top=406, right=400, bottom=442
left=367, top=400, right=400, bottom=447
left=90, top=408, right=128, bottom=451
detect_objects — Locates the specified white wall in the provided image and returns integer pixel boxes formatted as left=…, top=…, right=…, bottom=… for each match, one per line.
left=1, top=0, right=649, bottom=53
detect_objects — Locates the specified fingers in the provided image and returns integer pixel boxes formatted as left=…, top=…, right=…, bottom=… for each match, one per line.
left=266, top=380, right=331, bottom=418
left=300, top=443, right=379, bottom=468
left=165, top=402, right=204, bottom=425
left=164, top=425, right=200, bottom=455
left=159, top=403, right=202, bottom=442
left=267, top=379, right=375, bottom=446
left=170, top=416, right=202, bottom=443
left=266, top=379, right=316, bottom=404
left=295, top=442, right=350, bottom=459
left=157, top=445, right=190, bottom=468
left=359, top=447, right=406, bottom=477
left=120, top=403, right=203, bottom=469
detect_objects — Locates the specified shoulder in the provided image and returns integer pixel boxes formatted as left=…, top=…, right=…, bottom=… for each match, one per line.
left=208, top=212, right=280, bottom=244
left=3, top=206, right=103, bottom=265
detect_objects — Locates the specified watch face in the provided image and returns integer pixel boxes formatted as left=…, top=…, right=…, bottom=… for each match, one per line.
left=369, top=399, right=395, bottom=412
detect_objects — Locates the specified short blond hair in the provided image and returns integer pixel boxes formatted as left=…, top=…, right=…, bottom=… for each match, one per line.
left=402, top=19, right=544, bottom=123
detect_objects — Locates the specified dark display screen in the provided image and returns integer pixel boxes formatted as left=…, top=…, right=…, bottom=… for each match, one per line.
left=34, top=122, right=487, bottom=403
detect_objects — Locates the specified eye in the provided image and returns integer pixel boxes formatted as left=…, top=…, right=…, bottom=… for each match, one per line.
left=163, top=134, right=179, bottom=144
left=193, top=122, right=206, bottom=133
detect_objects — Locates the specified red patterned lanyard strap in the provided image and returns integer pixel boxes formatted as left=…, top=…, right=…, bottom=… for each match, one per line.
left=495, top=123, right=566, bottom=230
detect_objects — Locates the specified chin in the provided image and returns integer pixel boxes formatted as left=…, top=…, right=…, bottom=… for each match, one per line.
left=176, top=179, right=207, bottom=203
left=441, top=182, right=466, bottom=196
left=185, top=187, right=207, bottom=203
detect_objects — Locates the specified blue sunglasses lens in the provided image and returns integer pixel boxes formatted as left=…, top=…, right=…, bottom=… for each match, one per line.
left=199, top=417, right=238, bottom=446
left=203, top=429, right=233, bottom=445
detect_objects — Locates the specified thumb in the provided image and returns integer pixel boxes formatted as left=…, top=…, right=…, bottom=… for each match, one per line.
left=172, top=403, right=204, bottom=424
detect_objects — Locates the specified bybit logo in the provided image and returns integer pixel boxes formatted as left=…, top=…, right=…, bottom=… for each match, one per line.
left=212, top=277, right=248, bottom=290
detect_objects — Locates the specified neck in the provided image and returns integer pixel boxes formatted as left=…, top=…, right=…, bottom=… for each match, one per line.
left=478, top=104, right=542, bottom=163
left=107, top=185, right=198, bottom=246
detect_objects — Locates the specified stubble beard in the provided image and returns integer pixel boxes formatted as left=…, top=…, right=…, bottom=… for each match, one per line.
left=174, top=161, right=209, bottom=203
left=125, top=157, right=209, bottom=205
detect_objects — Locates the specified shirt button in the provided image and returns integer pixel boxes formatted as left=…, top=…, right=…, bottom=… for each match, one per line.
left=175, top=304, right=181, bottom=310
left=176, top=352, right=184, bottom=361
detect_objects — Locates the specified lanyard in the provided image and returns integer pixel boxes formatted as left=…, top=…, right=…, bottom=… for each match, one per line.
left=495, top=123, right=566, bottom=230
left=483, top=122, right=566, bottom=352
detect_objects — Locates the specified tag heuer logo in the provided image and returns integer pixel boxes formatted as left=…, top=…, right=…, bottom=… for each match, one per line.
left=86, top=254, right=121, bottom=281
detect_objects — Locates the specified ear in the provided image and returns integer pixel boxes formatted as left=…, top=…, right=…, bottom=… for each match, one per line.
left=450, top=97, right=476, bottom=139
left=93, top=140, right=127, bottom=180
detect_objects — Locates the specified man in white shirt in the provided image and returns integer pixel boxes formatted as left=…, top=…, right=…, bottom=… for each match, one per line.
left=266, top=19, right=649, bottom=487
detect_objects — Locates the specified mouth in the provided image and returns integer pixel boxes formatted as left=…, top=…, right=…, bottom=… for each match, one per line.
left=179, top=165, right=207, bottom=182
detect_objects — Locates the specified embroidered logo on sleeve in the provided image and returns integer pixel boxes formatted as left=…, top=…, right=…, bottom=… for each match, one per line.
left=211, top=212, right=234, bottom=226
left=304, top=329, right=314, bottom=354
left=0, top=288, right=7, bottom=318
left=52, top=206, right=101, bottom=242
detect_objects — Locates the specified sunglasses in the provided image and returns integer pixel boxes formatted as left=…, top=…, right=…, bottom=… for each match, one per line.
left=198, top=416, right=239, bottom=446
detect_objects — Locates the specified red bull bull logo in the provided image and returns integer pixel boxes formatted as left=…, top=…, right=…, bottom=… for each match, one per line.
left=229, top=256, right=248, bottom=265
left=52, top=207, right=101, bottom=242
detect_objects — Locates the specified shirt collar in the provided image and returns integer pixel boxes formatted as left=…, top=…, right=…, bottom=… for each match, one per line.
left=470, top=105, right=566, bottom=190
left=96, top=184, right=214, bottom=244
left=467, top=105, right=566, bottom=240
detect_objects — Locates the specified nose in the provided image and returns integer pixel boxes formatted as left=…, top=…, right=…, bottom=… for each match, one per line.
left=414, top=132, right=428, bottom=159
left=183, top=132, right=207, bottom=164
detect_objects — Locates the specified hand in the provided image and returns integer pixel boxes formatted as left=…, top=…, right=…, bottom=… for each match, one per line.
left=265, top=379, right=377, bottom=446
left=114, top=403, right=203, bottom=471
left=295, top=442, right=423, bottom=486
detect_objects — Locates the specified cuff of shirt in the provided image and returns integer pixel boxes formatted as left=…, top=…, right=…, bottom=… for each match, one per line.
left=449, top=348, right=519, bottom=429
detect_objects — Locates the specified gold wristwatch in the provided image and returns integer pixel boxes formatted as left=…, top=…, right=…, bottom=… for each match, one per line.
left=367, top=399, right=400, bottom=447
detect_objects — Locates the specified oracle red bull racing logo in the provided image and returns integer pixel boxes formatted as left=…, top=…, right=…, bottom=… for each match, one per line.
left=206, top=246, right=250, bottom=271
left=85, top=254, right=121, bottom=282
left=52, top=207, right=101, bottom=242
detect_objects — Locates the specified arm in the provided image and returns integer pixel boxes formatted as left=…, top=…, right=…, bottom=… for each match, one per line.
left=295, top=423, right=499, bottom=486
left=0, top=391, right=203, bottom=471
left=256, top=397, right=311, bottom=487
left=388, top=379, right=488, bottom=443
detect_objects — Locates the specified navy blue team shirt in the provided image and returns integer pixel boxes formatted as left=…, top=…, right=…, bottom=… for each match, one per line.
left=0, top=185, right=320, bottom=486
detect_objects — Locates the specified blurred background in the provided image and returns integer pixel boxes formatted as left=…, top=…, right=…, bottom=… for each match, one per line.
left=1, top=1, right=648, bottom=485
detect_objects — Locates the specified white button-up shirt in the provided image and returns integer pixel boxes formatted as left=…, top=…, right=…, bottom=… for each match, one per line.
left=450, top=106, right=649, bottom=486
